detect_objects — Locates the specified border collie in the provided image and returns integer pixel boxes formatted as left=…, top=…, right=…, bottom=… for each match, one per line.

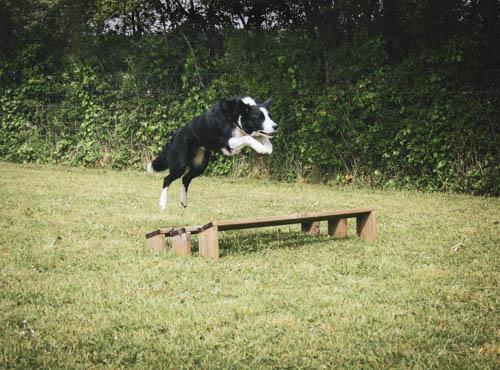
left=147, top=96, right=278, bottom=210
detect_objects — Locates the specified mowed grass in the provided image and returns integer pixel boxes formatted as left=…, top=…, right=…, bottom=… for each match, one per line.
left=0, top=162, right=498, bottom=369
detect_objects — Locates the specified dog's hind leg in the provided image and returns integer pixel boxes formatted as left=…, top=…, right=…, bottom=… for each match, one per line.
left=158, top=134, right=190, bottom=210
left=159, top=165, right=186, bottom=210
left=180, top=149, right=210, bottom=208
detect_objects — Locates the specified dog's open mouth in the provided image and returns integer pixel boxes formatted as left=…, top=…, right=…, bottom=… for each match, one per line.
left=258, top=130, right=276, bottom=138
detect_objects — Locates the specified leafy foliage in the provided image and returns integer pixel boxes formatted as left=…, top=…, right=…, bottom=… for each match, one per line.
left=0, top=0, right=498, bottom=194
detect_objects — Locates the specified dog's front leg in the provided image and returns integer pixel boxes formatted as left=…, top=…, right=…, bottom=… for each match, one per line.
left=254, top=136, right=273, bottom=154
left=227, top=136, right=272, bottom=155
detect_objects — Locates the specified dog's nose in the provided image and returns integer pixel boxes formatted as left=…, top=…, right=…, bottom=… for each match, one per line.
left=272, top=124, right=278, bottom=131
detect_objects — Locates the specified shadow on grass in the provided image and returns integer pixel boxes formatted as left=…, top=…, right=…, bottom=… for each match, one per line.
left=190, top=228, right=354, bottom=257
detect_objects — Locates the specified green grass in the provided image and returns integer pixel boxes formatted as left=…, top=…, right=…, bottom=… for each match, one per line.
left=0, top=162, right=498, bottom=369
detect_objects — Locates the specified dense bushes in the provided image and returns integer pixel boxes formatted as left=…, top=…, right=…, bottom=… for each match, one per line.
left=1, top=1, right=498, bottom=195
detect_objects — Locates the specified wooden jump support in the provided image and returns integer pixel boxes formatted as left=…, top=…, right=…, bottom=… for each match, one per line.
left=146, top=208, right=376, bottom=260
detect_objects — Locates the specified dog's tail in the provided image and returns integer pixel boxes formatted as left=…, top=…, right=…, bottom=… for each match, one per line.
left=147, top=129, right=178, bottom=173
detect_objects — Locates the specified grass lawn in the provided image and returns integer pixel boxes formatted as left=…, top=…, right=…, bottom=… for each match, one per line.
left=0, top=161, right=498, bottom=368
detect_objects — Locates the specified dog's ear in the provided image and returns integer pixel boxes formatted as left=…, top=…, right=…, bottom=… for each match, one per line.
left=262, top=97, right=273, bottom=109
left=238, top=99, right=251, bottom=114
left=221, top=98, right=249, bottom=123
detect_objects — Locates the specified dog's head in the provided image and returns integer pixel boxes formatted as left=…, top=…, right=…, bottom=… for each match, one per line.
left=222, top=96, right=278, bottom=138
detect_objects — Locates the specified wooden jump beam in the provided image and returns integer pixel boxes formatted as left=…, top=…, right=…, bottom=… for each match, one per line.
left=146, top=208, right=376, bottom=260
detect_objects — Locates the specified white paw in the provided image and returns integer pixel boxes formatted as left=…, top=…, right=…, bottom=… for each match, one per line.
left=159, top=200, right=167, bottom=210
left=260, top=145, right=273, bottom=154
left=180, top=186, right=187, bottom=208
left=159, top=188, right=168, bottom=210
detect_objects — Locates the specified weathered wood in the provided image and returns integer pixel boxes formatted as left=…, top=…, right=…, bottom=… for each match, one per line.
left=301, top=221, right=321, bottom=236
left=198, top=225, right=219, bottom=260
left=146, top=224, right=211, bottom=239
left=146, top=208, right=376, bottom=259
left=170, top=223, right=213, bottom=236
left=145, top=229, right=161, bottom=239
left=214, top=208, right=375, bottom=231
left=328, top=218, right=347, bottom=238
left=356, top=211, right=377, bottom=241
left=172, top=231, right=192, bottom=256
left=146, top=233, right=165, bottom=251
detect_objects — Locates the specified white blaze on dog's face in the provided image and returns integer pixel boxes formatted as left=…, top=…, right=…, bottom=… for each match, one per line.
left=258, top=107, right=275, bottom=136
left=239, top=97, right=277, bottom=138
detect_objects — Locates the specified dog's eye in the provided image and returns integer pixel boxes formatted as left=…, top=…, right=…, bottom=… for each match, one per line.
left=259, top=112, right=265, bottom=120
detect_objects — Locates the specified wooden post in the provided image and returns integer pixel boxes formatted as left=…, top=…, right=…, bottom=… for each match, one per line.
left=198, top=225, right=219, bottom=260
left=146, top=233, right=166, bottom=251
left=301, top=221, right=320, bottom=236
left=172, top=231, right=192, bottom=256
left=328, top=218, right=347, bottom=238
left=356, top=211, right=376, bottom=241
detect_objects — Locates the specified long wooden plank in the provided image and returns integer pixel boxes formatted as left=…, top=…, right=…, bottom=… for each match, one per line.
left=214, top=208, right=375, bottom=231
left=146, top=208, right=375, bottom=239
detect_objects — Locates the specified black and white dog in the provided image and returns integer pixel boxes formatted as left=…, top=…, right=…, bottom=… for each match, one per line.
left=147, top=96, right=278, bottom=210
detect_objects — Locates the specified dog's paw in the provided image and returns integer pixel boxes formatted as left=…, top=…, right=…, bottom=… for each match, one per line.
left=260, top=145, right=273, bottom=154
left=159, top=188, right=168, bottom=210
left=180, top=186, right=187, bottom=208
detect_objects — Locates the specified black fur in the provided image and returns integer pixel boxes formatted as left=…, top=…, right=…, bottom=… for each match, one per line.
left=148, top=96, right=277, bottom=209
left=150, top=129, right=178, bottom=172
